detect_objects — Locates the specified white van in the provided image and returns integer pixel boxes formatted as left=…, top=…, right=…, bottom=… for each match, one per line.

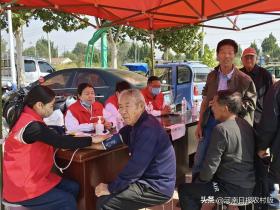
left=23, top=57, right=55, bottom=84
left=1, top=56, right=55, bottom=89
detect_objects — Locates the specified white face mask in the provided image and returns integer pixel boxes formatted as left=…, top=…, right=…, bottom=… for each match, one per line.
left=81, top=100, right=92, bottom=108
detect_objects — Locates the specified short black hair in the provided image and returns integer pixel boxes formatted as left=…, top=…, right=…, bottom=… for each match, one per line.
left=115, top=81, right=131, bottom=92
left=147, top=76, right=160, bottom=85
left=216, top=39, right=238, bottom=54
left=216, top=90, right=242, bottom=115
left=77, top=83, right=94, bottom=96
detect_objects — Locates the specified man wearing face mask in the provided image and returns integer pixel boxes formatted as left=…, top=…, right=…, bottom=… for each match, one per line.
left=141, top=76, right=171, bottom=116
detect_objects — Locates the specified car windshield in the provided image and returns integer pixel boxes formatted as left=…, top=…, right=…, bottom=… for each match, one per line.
left=192, top=67, right=210, bottom=82
left=111, top=70, right=147, bottom=87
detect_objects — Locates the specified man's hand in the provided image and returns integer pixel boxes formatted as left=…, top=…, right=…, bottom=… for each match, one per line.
left=92, top=134, right=111, bottom=143
left=95, top=183, right=110, bottom=197
left=208, top=99, right=214, bottom=107
left=195, top=123, right=203, bottom=140
left=258, top=149, right=270, bottom=159
left=161, top=105, right=171, bottom=115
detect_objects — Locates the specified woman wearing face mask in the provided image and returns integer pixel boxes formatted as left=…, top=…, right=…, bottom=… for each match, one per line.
left=141, top=76, right=171, bottom=116
left=3, top=85, right=96, bottom=210
left=65, top=83, right=111, bottom=132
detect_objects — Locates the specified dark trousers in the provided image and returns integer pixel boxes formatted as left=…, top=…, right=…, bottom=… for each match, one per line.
left=96, top=182, right=171, bottom=210
left=178, top=181, right=253, bottom=210
left=17, top=179, right=79, bottom=210
left=192, top=114, right=218, bottom=178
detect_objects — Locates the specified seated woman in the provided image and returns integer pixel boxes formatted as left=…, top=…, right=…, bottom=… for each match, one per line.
left=2, top=85, right=103, bottom=210
left=103, top=81, right=131, bottom=131
left=178, top=91, right=255, bottom=210
left=65, top=83, right=111, bottom=132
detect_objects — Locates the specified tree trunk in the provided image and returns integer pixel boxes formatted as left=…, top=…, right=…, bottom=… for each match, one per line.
left=149, top=33, right=155, bottom=76
left=15, top=26, right=25, bottom=87
left=164, top=48, right=169, bottom=61
left=111, top=42, right=118, bottom=69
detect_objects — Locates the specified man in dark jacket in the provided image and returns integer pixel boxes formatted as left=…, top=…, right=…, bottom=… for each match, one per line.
left=193, top=39, right=256, bottom=179
left=240, top=47, right=273, bottom=128
left=257, top=81, right=280, bottom=209
left=92, top=89, right=176, bottom=210
left=179, top=91, right=256, bottom=210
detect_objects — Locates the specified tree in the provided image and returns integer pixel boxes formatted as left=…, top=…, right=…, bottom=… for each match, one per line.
left=23, top=46, right=36, bottom=57
left=1, top=9, right=90, bottom=85
left=126, top=43, right=152, bottom=62
left=63, top=42, right=101, bottom=67
left=36, top=37, right=58, bottom=58
left=107, top=25, right=124, bottom=69
left=1, top=38, right=7, bottom=55
left=250, top=41, right=260, bottom=55
left=261, top=33, right=280, bottom=60
left=156, top=27, right=203, bottom=61
left=234, top=44, right=243, bottom=67
left=199, top=44, right=217, bottom=68
left=124, top=26, right=202, bottom=63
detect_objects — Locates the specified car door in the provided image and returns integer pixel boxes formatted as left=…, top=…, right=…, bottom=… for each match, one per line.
left=74, top=70, right=110, bottom=104
left=175, top=65, right=192, bottom=108
left=24, top=59, right=38, bottom=84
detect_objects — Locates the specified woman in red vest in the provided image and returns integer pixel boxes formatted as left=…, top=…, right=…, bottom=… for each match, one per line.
left=103, top=81, right=131, bottom=130
left=65, top=83, right=111, bottom=132
left=3, top=85, right=95, bottom=210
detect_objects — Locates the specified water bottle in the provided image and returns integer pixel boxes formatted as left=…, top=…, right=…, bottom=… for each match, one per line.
left=95, top=116, right=104, bottom=135
left=147, top=101, right=153, bottom=114
left=192, top=100, right=198, bottom=118
left=181, top=97, right=187, bottom=114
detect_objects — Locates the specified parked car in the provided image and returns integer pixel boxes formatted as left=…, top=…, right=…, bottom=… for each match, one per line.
left=155, top=61, right=211, bottom=109
left=3, top=68, right=151, bottom=125
left=1, top=56, right=55, bottom=90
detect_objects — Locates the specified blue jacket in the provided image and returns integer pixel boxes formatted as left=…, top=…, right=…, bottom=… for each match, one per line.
left=108, top=111, right=176, bottom=197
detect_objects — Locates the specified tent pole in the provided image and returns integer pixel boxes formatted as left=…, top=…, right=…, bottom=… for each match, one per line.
left=0, top=22, right=5, bottom=210
left=149, top=32, right=155, bottom=77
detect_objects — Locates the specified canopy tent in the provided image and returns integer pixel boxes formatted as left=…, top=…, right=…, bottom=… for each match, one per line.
left=1, top=0, right=280, bottom=31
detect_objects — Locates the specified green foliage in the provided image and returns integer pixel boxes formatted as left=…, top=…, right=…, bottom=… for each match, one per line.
left=199, top=44, right=217, bottom=68
left=1, top=9, right=89, bottom=33
left=124, top=26, right=202, bottom=60
left=22, top=46, right=36, bottom=57
left=261, top=33, right=280, bottom=61
left=62, top=42, right=101, bottom=67
left=234, top=44, right=243, bottom=67
left=23, top=37, right=58, bottom=58
left=126, top=43, right=151, bottom=62
left=250, top=41, right=260, bottom=55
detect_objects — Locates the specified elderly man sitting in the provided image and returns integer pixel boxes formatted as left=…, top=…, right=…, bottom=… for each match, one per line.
left=92, top=89, right=176, bottom=210
left=178, top=91, right=256, bottom=210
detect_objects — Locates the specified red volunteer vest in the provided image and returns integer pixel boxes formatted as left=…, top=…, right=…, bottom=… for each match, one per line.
left=3, top=106, right=61, bottom=202
left=105, top=94, right=118, bottom=110
left=141, top=87, right=164, bottom=110
left=67, top=100, right=104, bottom=124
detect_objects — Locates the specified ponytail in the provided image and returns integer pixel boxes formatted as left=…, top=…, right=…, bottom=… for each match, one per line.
left=8, top=85, right=55, bottom=130
left=8, top=88, right=28, bottom=129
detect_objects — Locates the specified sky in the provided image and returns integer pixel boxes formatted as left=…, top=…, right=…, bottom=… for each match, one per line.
left=1, top=13, right=280, bottom=59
